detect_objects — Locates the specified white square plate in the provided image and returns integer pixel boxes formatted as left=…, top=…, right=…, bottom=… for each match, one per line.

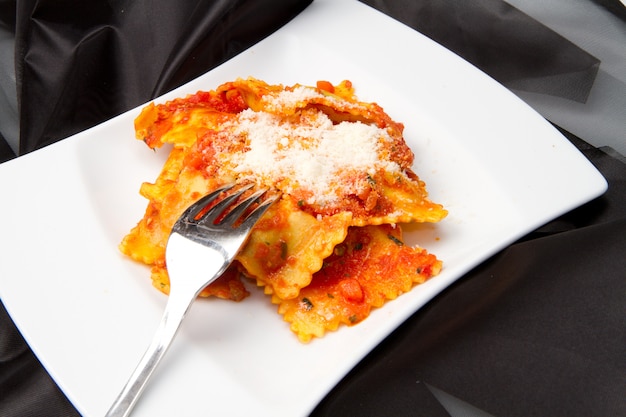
left=0, top=1, right=607, bottom=416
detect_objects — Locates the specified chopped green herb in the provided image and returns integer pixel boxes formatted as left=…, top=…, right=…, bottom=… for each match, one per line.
left=334, top=244, right=346, bottom=256
left=297, top=200, right=304, bottom=207
left=327, top=293, right=335, bottom=299
left=301, top=297, right=314, bottom=311
left=366, top=174, right=376, bottom=186
left=280, top=241, right=288, bottom=259
left=387, top=234, right=404, bottom=246
left=416, top=267, right=423, bottom=274
left=353, top=242, right=363, bottom=251
left=349, top=314, right=358, bottom=323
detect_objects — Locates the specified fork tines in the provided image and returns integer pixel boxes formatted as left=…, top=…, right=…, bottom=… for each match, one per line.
left=182, top=183, right=277, bottom=229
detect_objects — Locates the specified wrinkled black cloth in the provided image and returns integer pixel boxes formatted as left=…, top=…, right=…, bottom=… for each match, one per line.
left=3, top=0, right=606, bottom=154
left=312, top=130, right=626, bottom=417
left=2, top=1, right=626, bottom=416
left=13, top=0, right=311, bottom=155
left=361, top=0, right=601, bottom=103
left=0, top=136, right=13, bottom=163
left=592, top=0, right=626, bottom=21
left=0, top=301, right=79, bottom=417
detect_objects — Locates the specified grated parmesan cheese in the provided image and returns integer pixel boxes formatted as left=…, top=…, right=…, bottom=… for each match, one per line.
left=221, top=108, right=400, bottom=205
left=261, top=86, right=324, bottom=111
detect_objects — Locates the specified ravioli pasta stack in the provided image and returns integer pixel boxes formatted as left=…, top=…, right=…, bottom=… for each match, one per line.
left=120, top=78, right=447, bottom=342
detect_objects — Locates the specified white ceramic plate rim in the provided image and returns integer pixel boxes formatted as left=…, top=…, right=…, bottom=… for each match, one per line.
left=0, top=1, right=607, bottom=416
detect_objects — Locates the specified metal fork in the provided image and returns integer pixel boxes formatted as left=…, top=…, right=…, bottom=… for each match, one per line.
left=106, top=183, right=278, bottom=417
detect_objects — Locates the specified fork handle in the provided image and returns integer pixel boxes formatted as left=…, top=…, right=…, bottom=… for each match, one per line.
left=105, top=293, right=194, bottom=417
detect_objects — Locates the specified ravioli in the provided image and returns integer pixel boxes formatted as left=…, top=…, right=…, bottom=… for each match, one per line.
left=277, top=224, right=442, bottom=342
left=120, top=77, right=447, bottom=341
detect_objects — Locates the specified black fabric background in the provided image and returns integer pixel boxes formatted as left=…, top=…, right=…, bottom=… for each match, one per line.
left=13, top=0, right=312, bottom=155
left=1, top=1, right=625, bottom=416
left=311, top=131, right=626, bottom=417
left=360, top=0, right=602, bottom=103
